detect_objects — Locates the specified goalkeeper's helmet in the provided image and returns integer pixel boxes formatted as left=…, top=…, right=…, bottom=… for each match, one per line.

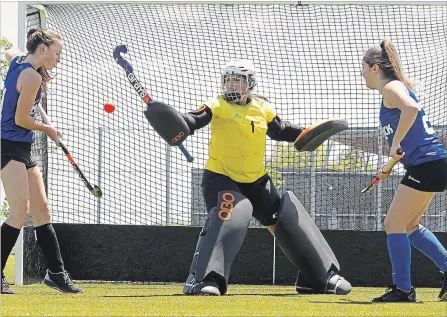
left=221, top=59, right=257, bottom=103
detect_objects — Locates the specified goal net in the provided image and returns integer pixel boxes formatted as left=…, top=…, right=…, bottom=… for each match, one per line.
left=20, top=2, right=447, bottom=231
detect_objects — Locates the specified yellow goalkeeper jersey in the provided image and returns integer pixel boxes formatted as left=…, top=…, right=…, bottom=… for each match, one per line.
left=201, top=95, right=276, bottom=183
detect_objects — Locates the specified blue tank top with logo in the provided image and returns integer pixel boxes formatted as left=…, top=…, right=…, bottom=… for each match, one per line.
left=379, top=87, right=447, bottom=168
left=1, top=56, right=41, bottom=142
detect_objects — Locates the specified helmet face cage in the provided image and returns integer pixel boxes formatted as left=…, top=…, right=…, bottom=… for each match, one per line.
left=221, top=60, right=257, bottom=103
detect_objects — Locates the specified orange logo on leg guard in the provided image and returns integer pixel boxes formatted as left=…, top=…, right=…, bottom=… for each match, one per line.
left=171, top=131, right=185, bottom=143
left=218, top=192, right=235, bottom=221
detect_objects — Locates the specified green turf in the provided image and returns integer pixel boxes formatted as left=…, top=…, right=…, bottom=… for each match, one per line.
left=2, top=256, right=445, bottom=316
left=2, top=284, right=445, bottom=316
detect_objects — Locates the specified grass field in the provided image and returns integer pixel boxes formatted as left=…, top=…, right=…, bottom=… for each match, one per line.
left=2, top=256, right=446, bottom=317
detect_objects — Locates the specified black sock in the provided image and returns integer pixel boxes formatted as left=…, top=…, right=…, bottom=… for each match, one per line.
left=34, top=223, right=64, bottom=273
left=1, top=222, right=21, bottom=274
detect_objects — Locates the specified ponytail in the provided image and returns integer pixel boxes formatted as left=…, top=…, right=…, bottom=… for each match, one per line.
left=363, top=40, right=414, bottom=89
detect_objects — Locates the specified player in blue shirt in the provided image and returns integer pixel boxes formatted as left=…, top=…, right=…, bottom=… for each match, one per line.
left=1, top=28, right=82, bottom=294
left=362, top=40, right=447, bottom=302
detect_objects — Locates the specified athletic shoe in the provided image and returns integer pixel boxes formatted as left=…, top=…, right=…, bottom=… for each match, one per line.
left=43, top=269, right=84, bottom=294
left=372, top=285, right=416, bottom=302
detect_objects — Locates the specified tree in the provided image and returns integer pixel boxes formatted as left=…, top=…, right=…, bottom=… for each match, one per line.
left=1, top=198, right=10, bottom=220
left=1, top=37, right=13, bottom=96
left=266, top=141, right=373, bottom=189
left=266, top=142, right=326, bottom=189
left=0, top=38, right=13, bottom=220
left=326, top=147, right=373, bottom=171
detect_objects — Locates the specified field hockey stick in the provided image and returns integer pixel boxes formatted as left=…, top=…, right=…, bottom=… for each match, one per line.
left=113, top=45, right=193, bottom=163
left=37, top=104, right=103, bottom=198
left=361, top=148, right=404, bottom=194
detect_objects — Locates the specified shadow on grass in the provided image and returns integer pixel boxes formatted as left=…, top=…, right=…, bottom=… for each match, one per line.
left=102, top=293, right=300, bottom=298
left=309, top=298, right=427, bottom=305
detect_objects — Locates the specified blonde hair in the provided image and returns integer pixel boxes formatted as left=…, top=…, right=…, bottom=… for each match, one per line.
left=363, top=40, right=413, bottom=89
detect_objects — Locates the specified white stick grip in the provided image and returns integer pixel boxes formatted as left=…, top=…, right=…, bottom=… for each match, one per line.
left=37, top=104, right=52, bottom=125
left=36, top=104, right=62, bottom=145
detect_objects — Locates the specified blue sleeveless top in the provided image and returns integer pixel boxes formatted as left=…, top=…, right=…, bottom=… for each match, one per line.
left=1, top=56, right=41, bottom=143
left=379, top=87, right=447, bottom=168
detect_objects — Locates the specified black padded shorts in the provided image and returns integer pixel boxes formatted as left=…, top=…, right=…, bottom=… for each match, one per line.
left=401, top=158, right=447, bottom=192
left=1, top=139, right=37, bottom=170
left=201, top=169, right=281, bottom=226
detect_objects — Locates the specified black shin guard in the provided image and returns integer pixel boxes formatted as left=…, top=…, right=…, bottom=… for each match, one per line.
left=34, top=224, right=65, bottom=273
left=1, top=223, right=21, bottom=273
